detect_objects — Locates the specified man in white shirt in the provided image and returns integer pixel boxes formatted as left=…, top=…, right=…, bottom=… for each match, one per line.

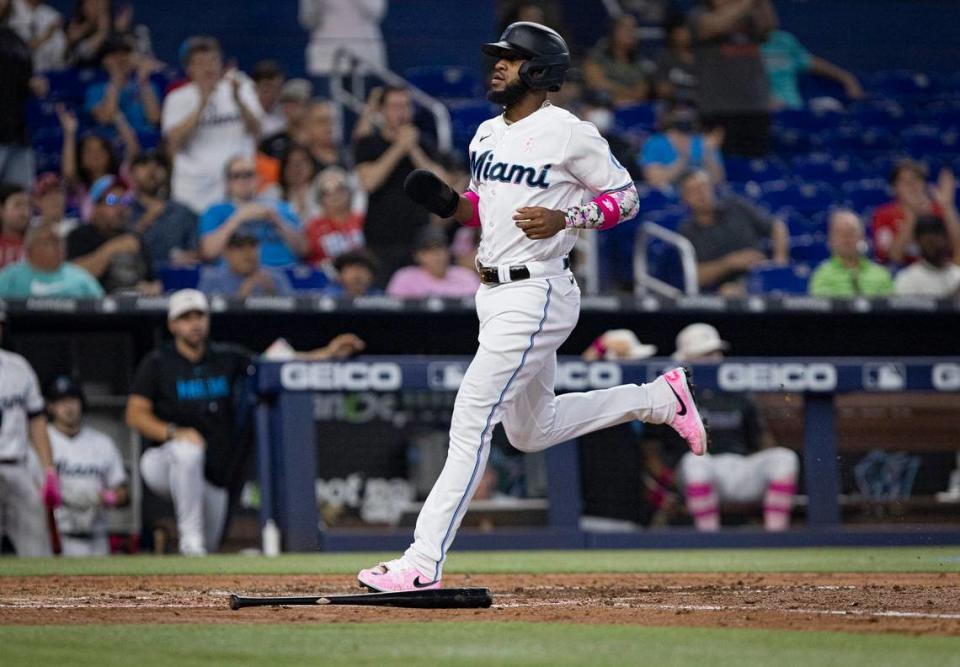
left=45, top=375, right=128, bottom=556
left=9, top=0, right=65, bottom=72
left=161, top=36, right=263, bottom=214
left=298, top=0, right=387, bottom=76
left=894, top=215, right=960, bottom=297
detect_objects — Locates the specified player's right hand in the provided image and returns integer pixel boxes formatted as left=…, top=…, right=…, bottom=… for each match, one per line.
left=404, top=169, right=459, bottom=218
left=42, top=469, right=62, bottom=508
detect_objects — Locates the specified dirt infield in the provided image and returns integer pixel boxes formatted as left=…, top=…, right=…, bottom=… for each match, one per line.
left=2, top=573, right=958, bottom=635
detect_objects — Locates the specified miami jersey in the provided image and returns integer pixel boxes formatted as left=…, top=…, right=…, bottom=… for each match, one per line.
left=0, top=350, right=45, bottom=460
left=468, top=103, right=632, bottom=266
left=49, top=426, right=126, bottom=535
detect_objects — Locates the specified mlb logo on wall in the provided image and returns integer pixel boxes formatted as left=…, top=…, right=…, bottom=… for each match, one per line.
left=863, top=363, right=906, bottom=391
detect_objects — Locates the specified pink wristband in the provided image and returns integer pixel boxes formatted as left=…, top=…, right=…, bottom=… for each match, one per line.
left=101, top=489, right=118, bottom=507
left=462, top=191, right=481, bottom=228
left=594, top=193, right=620, bottom=230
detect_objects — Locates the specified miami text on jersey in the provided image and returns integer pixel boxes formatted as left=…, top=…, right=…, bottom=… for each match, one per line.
left=470, top=149, right=552, bottom=189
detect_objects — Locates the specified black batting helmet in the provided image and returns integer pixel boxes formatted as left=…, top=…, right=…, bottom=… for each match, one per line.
left=44, top=374, right=86, bottom=408
left=482, top=22, right=570, bottom=92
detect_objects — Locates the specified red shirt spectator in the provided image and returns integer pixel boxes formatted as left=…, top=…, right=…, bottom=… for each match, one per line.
left=871, top=160, right=960, bottom=265
left=872, top=200, right=943, bottom=265
left=305, top=166, right=365, bottom=266
left=0, top=184, right=30, bottom=270
left=307, top=213, right=364, bottom=266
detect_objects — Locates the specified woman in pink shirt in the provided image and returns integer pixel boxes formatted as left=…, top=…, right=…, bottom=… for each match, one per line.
left=386, top=226, right=479, bottom=298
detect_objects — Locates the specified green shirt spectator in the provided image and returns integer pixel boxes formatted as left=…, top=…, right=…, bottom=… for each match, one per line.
left=0, top=222, right=104, bottom=298
left=808, top=209, right=893, bottom=297
left=809, top=257, right=893, bottom=297
left=761, top=30, right=864, bottom=110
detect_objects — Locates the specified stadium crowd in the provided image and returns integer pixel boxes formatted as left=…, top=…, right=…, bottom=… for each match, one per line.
left=1, top=0, right=958, bottom=301
left=1, top=0, right=959, bottom=556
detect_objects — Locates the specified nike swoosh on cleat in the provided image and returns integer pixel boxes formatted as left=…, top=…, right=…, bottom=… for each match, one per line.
left=413, top=576, right=438, bottom=589
left=668, top=383, right=687, bottom=416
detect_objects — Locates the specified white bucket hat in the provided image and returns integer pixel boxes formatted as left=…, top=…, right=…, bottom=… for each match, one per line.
left=672, top=323, right=729, bottom=361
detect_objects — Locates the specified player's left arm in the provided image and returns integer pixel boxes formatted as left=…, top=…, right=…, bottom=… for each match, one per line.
left=515, top=122, right=639, bottom=240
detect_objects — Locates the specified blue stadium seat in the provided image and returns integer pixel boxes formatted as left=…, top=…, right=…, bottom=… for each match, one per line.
left=158, top=265, right=200, bottom=292
left=635, top=183, right=679, bottom=212
left=849, top=100, right=915, bottom=131
left=790, top=234, right=830, bottom=265
left=644, top=206, right=687, bottom=231
left=448, top=100, right=499, bottom=153
left=761, top=181, right=838, bottom=215
left=903, top=126, right=960, bottom=156
left=776, top=207, right=817, bottom=235
left=614, top=103, right=656, bottom=132
left=724, top=156, right=787, bottom=183
left=773, top=108, right=843, bottom=131
left=791, top=153, right=866, bottom=183
left=867, top=70, right=940, bottom=100
left=746, top=264, right=810, bottom=295
left=405, top=66, right=483, bottom=100
left=645, top=236, right=684, bottom=291
left=815, top=127, right=899, bottom=153
left=841, top=179, right=891, bottom=212
left=284, top=265, right=329, bottom=292
left=771, top=127, right=814, bottom=155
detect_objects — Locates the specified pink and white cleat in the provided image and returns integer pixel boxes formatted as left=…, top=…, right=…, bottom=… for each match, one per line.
left=662, top=367, right=709, bottom=456
left=357, top=558, right=442, bottom=593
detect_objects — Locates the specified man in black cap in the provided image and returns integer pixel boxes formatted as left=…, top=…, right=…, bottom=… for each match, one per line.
left=46, top=375, right=128, bottom=556
left=196, top=227, right=294, bottom=297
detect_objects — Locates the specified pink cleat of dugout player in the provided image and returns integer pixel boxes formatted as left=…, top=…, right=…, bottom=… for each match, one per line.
left=357, top=22, right=708, bottom=594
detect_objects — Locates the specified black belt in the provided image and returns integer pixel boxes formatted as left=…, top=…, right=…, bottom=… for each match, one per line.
left=0, top=457, right=24, bottom=465
left=478, top=257, right=570, bottom=285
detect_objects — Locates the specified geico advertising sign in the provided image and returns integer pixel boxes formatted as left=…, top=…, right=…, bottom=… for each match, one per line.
left=281, top=362, right=403, bottom=391
left=718, top=363, right=837, bottom=392
left=427, top=361, right=622, bottom=391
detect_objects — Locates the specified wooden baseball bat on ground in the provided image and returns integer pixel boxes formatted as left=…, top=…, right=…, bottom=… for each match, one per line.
left=229, top=587, right=493, bottom=610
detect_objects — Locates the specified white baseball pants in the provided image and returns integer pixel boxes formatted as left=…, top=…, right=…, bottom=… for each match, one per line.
left=140, top=439, right=229, bottom=554
left=0, top=463, right=52, bottom=556
left=405, top=275, right=677, bottom=580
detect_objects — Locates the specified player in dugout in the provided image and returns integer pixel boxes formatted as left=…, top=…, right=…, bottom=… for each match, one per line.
left=126, top=289, right=365, bottom=555
left=45, top=374, right=128, bottom=556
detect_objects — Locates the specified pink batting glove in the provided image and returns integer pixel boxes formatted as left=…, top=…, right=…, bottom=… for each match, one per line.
left=100, top=489, right=118, bottom=507
left=42, top=470, right=62, bottom=508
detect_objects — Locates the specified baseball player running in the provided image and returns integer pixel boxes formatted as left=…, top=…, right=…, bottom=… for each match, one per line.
left=46, top=375, right=128, bottom=556
left=358, top=22, right=707, bottom=592
left=0, top=309, right=62, bottom=556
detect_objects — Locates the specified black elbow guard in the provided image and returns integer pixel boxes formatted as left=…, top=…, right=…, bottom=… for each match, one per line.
left=404, top=169, right=459, bottom=218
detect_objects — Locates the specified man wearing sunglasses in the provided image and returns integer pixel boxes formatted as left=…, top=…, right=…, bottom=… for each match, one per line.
left=66, top=175, right=162, bottom=295
left=199, top=155, right=307, bottom=267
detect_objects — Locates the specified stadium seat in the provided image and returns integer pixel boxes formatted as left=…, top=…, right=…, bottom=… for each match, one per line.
left=158, top=265, right=200, bottom=292
left=635, top=183, right=679, bottom=212
left=790, top=234, right=830, bottom=265
left=405, top=65, right=483, bottom=100
left=776, top=208, right=817, bottom=235
left=614, top=103, right=656, bottom=133
left=746, top=264, right=810, bottom=295
left=841, top=179, right=891, bottom=211
left=724, top=156, right=788, bottom=183
left=448, top=99, right=499, bottom=153
left=284, top=265, right=329, bottom=292
left=791, top=153, right=866, bottom=183
left=867, top=70, right=940, bottom=100
left=773, top=108, right=842, bottom=132
left=761, top=181, right=838, bottom=215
